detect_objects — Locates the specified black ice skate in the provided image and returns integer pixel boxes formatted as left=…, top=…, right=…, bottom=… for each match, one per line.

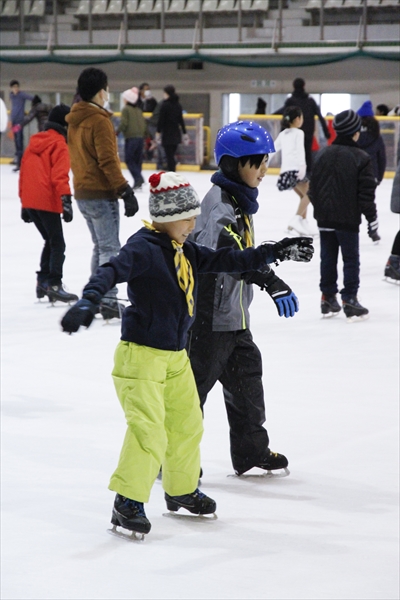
left=165, top=488, right=216, bottom=516
left=321, top=294, right=341, bottom=317
left=100, top=300, right=125, bottom=321
left=36, top=280, right=48, bottom=300
left=110, top=494, right=151, bottom=540
left=384, top=255, right=400, bottom=284
left=234, top=449, right=289, bottom=478
left=342, top=297, right=369, bottom=321
left=47, top=284, right=78, bottom=304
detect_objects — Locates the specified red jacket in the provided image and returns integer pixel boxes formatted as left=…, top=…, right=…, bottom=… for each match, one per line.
left=19, top=127, right=71, bottom=213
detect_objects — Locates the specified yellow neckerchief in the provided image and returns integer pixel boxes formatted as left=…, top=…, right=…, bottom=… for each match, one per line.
left=171, top=240, right=195, bottom=317
left=231, top=197, right=254, bottom=248
left=143, top=220, right=195, bottom=317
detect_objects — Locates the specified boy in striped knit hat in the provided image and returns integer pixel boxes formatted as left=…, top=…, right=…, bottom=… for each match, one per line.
left=60, top=171, right=313, bottom=538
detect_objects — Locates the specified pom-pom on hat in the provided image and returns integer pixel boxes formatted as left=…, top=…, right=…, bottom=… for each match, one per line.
left=48, top=104, right=71, bottom=128
left=357, top=101, right=374, bottom=118
left=148, top=172, right=201, bottom=223
left=122, top=87, right=139, bottom=105
left=333, top=109, right=361, bottom=137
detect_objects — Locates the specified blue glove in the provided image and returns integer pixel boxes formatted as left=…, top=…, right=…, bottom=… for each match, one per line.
left=266, top=278, right=299, bottom=318
left=244, top=268, right=299, bottom=318
left=61, top=295, right=99, bottom=333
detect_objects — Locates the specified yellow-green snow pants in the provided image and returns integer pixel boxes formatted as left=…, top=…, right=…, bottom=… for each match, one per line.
left=109, top=341, right=204, bottom=503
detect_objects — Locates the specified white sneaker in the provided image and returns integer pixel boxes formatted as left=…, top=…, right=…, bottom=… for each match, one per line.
left=287, top=215, right=311, bottom=236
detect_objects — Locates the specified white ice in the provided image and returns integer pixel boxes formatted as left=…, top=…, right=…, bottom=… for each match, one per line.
left=1, top=164, right=399, bottom=600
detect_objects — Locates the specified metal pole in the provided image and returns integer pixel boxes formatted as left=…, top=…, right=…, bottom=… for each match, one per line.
left=199, top=0, right=203, bottom=44
left=124, top=0, right=128, bottom=45
left=278, top=0, right=283, bottom=43
left=238, top=0, right=242, bottom=43
left=88, top=0, right=93, bottom=45
left=53, top=0, right=58, bottom=47
left=363, top=0, right=368, bottom=42
left=19, top=0, right=25, bottom=46
left=320, top=0, right=324, bottom=41
left=161, top=0, right=165, bottom=43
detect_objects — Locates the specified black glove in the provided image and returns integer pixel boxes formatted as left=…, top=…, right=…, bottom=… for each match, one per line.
left=21, top=208, right=32, bottom=223
left=272, top=237, right=314, bottom=263
left=61, top=194, right=73, bottom=223
left=61, top=293, right=99, bottom=333
left=121, top=185, right=139, bottom=218
left=367, top=218, right=380, bottom=241
left=245, top=269, right=299, bottom=318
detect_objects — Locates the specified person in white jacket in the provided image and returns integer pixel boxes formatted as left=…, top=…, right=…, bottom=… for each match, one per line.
left=274, top=106, right=317, bottom=236
left=0, top=97, right=8, bottom=140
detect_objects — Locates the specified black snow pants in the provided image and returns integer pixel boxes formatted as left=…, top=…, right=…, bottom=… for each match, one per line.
left=187, top=327, right=270, bottom=474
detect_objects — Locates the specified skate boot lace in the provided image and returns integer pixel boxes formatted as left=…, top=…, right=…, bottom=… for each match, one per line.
left=121, top=496, right=146, bottom=517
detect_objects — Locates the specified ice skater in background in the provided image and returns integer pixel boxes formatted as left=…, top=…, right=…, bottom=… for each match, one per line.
left=309, top=109, right=378, bottom=320
left=188, top=120, right=313, bottom=477
left=18, top=104, right=78, bottom=304
left=60, top=171, right=314, bottom=538
left=274, top=106, right=317, bottom=237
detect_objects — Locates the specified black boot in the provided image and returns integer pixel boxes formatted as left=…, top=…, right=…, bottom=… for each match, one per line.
left=100, top=300, right=125, bottom=320
left=36, top=280, right=48, bottom=299
left=47, top=284, right=78, bottom=304
left=321, top=293, right=341, bottom=316
left=342, top=296, right=369, bottom=320
left=165, top=488, right=216, bottom=515
left=111, top=494, right=151, bottom=534
left=256, top=449, right=289, bottom=471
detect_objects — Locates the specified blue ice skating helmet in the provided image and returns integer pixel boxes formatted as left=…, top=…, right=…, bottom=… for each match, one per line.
left=214, top=120, right=275, bottom=166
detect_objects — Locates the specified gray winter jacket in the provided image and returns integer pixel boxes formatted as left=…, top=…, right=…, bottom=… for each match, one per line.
left=391, top=159, right=400, bottom=214
left=191, top=185, right=254, bottom=331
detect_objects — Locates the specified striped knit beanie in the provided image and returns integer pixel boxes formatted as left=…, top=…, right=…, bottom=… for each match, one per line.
left=148, top=172, right=201, bottom=223
left=333, top=109, right=361, bottom=137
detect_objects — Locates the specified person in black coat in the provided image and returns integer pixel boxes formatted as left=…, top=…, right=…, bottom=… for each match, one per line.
left=356, top=101, right=386, bottom=185
left=275, top=78, right=330, bottom=175
left=309, top=110, right=378, bottom=320
left=21, top=95, right=53, bottom=132
left=156, top=85, right=187, bottom=172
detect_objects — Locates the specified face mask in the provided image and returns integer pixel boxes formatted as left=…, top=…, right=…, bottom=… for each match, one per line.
left=144, top=89, right=152, bottom=98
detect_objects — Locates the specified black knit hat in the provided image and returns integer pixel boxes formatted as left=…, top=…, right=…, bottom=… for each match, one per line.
left=333, top=109, right=361, bottom=137
left=48, top=104, right=70, bottom=128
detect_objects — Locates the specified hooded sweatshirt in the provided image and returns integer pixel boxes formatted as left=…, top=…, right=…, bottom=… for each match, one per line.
left=19, top=123, right=70, bottom=213
left=66, top=101, right=127, bottom=200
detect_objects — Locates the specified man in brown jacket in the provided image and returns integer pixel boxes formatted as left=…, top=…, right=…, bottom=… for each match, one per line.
left=66, top=67, right=138, bottom=320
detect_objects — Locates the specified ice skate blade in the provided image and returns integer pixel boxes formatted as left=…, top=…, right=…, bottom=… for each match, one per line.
left=346, top=314, right=369, bottom=323
left=107, top=525, right=146, bottom=541
left=383, top=276, right=400, bottom=285
left=321, top=311, right=341, bottom=319
left=229, top=467, right=290, bottom=479
left=163, top=511, right=218, bottom=521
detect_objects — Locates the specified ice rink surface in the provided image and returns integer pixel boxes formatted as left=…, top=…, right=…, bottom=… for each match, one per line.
left=1, top=164, right=399, bottom=599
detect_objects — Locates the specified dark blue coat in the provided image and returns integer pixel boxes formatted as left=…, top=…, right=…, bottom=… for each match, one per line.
left=83, top=227, right=275, bottom=351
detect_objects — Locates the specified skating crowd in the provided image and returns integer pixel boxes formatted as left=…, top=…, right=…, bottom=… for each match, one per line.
left=9, top=69, right=400, bottom=538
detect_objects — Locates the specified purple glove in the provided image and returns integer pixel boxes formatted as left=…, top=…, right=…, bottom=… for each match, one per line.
left=12, top=124, right=22, bottom=133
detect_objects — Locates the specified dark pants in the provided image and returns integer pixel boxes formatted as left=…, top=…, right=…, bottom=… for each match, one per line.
left=125, top=137, right=144, bottom=188
left=27, top=209, right=66, bottom=285
left=187, top=327, right=269, bottom=474
left=14, top=127, right=24, bottom=167
left=163, top=143, right=178, bottom=172
left=391, top=230, right=400, bottom=255
left=319, top=229, right=360, bottom=300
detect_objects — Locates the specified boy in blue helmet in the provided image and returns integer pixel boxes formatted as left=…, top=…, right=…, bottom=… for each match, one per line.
left=188, top=120, right=313, bottom=476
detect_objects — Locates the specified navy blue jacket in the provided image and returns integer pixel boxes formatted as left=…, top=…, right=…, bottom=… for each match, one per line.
left=83, top=227, right=276, bottom=351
